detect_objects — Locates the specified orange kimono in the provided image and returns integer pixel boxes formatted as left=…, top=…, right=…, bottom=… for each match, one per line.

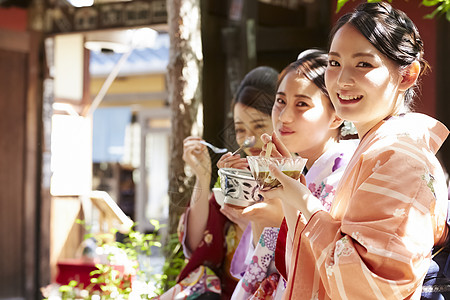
left=284, top=113, right=449, bottom=299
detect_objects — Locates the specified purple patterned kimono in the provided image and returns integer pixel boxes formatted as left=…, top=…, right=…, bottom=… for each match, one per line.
left=230, top=139, right=358, bottom=299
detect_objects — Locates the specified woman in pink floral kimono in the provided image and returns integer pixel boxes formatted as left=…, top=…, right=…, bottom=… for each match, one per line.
left=229, top=50, right=358, bottom=299
left=260, top=3, right=449, bottom=299
left=154, top=66, right=278, bottom=300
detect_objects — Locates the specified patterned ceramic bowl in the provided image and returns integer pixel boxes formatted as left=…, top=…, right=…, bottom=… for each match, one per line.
left=247, top=156, right=308, bottom=191
left=217, top=168, right=261, bottom=208
left=212, top=187, right=225, bottom=208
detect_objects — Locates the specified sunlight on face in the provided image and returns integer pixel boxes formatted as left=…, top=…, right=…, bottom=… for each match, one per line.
left=325, top=24, right=403, bottom=137
left=233, top=103, right=273, bottom=156
left=272, top=72, right=339, bottom=165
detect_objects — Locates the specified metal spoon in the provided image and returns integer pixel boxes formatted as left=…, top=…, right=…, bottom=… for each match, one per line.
left=231, top=136, right=256, bottom=155
left=199, top=140, right=228, bottom=153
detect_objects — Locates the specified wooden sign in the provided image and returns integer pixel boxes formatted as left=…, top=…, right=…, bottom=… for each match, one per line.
left=90, top=190, right=134, bottom=234
left=46, top=0, right=167, bottom=34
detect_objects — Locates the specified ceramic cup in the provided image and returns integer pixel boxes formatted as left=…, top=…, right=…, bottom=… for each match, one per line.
left=212, top=187, right=225, bottom=208
left=217, top=168, right=261, bottom=208
left=247, top=156, right=308, bottom=191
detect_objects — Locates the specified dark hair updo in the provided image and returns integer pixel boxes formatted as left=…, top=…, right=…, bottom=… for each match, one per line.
left=330, top=2, right=429, bottom=110
left=232, top=66, right=278, bottom=116
left=277, top=49, right=329, bottom=98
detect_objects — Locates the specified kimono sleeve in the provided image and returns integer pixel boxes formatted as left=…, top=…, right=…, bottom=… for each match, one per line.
left=177, top=194, right=230, bottom=282
left=287, top=140, right=448, bottom=299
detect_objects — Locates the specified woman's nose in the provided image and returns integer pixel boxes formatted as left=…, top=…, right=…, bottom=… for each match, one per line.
left=279, top=106, right=294, bottom=123
left=337, top=67, right=355, bottom=88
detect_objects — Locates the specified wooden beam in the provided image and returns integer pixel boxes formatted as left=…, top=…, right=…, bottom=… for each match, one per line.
left=24, top=30, right=40, bottom=300
left=46, top=0, right=167, bottom=34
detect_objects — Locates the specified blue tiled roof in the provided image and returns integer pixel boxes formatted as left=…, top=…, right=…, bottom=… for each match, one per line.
left=89, top=32, right=169, bottom=77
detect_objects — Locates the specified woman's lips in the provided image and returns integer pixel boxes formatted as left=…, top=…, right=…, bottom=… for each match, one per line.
left=278, top=127, right=295, bottom=136
left=337, top=93, right=363, bottom=104
left=248, top=148, right=261, bottom=156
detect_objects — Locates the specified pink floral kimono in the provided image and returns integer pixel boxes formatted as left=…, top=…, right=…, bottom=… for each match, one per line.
left=230, top=139, right=359, bottom=299
left=284, top=113, right=449, bottom=299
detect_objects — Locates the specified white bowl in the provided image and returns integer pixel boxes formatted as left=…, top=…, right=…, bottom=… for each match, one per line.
left=218, top=168, right=261, bottom=208
left=212, top=187, right=225, bottom=208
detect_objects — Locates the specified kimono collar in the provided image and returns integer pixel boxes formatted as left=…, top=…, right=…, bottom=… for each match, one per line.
left=362, top=113, right=449, bottom=155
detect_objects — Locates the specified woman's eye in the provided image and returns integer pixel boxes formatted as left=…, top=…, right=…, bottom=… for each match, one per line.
left=296, top=101, right=308, bottom=107
left=254, top=123, right=267, bottom=130
left=329, top=60, right=340, bottom=67
left=235, top=128, right=245, bottom=135
left=275, top=98, right=285, bottom=105
left=357, top=61, right=373, bottom=68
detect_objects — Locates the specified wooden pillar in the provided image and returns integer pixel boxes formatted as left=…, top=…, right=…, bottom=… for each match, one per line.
left=201, top=0, right=230, bottom=180
left=0, top=27, right=44, bottom=300
left=166, top=0, right=203, bottom=234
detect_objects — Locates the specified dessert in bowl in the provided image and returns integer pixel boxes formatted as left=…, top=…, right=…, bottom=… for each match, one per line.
left=247, top=156, right=308, bottom=191
left=217, top=168, right=261, bottom=208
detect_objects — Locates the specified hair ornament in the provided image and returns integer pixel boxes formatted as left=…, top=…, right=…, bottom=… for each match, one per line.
left=297, top=49, right=320, bottom=60
left=341, top=120, right=358, bottom=137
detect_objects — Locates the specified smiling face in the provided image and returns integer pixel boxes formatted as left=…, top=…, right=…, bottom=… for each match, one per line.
left=233, top=103, right=273, bottom=156
left=272, top=71, right=341, bottom=167
left=325, top=23, right=405, bottom=137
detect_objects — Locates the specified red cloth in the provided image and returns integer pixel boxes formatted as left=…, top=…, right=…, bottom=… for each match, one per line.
left=275, top=218, right=288, bottom=280
left=56, top=258, right=126, bottom=290
left=177, top=195, right=238, bottom=299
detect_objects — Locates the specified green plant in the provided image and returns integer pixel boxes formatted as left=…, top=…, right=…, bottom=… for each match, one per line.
left=58, top=280, right=79, bottom=299
left=422, top=0, right=450, bottom=20
left=336, top=0, right=390, bottom=13
left=213, top=176, right=221, bottom=188
left=158, top=233, right=187, bottom=292
left=336, top=0, right=450, bottom=21
left=51, top=220, right=185, bottom=299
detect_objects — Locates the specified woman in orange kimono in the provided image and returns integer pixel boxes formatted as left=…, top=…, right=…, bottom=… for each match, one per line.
left=261, top=3, right=449, bottom=299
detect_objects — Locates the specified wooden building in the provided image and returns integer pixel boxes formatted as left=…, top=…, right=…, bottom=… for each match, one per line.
left=0, top=1, right=448, bottom=299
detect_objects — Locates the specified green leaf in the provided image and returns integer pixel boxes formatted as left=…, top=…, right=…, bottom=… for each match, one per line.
left=424, top=3, right=447, bottom=18
left=213, top=176, right=221, bottom=188
left=422, top=0, right=442, bottom=6
left=150, top=219, right=160, bottom=231
left=424, top=10, right=439, bottom=18
left=334, top=0, right=450, bottom=21
left=336, top=0, right=350, bottom=13
left=68, top=280, right=78, bottom=287
left=90, top=268, right=103, bottom=276
left=171, top=242, right=181, bottom=255
left=90, top=278, right=99, bottom=284
left=59, top=285, right=72, bottom=293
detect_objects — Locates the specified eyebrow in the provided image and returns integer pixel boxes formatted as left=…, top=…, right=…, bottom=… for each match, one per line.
left=277, top=91, right=312, bottom=100
left=328, top=51, right=376, bottom=59
left=235, top=118, right=267, bottom=124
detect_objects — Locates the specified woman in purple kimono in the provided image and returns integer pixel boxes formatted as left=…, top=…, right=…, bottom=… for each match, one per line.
left=229, top=50, right=358, bottom=299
